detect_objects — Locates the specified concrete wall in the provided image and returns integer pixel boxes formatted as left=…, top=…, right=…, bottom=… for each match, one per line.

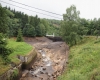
left=0, top=48, right=37, bottom=80
left=46, top=36, right=63, bottom=42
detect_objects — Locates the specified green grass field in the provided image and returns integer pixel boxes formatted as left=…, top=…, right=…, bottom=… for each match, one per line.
left=0, top=38, right=33, bottom=75
left=58, top=37, right=100, bottom=80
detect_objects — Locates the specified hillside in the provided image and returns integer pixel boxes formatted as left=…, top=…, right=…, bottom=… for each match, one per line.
left=58, top=37, right=100, bottom=80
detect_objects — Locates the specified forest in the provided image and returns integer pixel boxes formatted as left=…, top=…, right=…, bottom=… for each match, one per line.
left=0, top=5, right=60, bottom=38
left=1, top=4, right=100, bottom=42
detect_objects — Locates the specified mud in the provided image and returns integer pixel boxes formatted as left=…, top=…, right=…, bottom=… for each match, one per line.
left=20, top=37, right=69, bottom=80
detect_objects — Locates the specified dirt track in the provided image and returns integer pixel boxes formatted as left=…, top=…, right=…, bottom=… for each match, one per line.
left=20, top=37, right=69, bottom=80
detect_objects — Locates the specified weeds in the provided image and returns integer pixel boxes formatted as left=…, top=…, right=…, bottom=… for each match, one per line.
left=58, top=37, right=100, bottom=80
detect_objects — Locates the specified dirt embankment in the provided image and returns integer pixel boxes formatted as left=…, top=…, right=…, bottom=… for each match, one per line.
left=20, top=37, right=69, bottom=80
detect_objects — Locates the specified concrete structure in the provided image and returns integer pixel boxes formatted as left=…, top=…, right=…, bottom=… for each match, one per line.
left=46, top=33, right=54, bottom=37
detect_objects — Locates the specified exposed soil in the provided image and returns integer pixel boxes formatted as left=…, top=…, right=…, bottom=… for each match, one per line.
left=20, top=37, right=69, bottom=80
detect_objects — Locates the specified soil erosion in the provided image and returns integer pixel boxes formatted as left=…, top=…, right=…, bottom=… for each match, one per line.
left=20, top=37, right=69, bottom=80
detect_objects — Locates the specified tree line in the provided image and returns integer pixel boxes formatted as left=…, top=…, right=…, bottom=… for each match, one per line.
left=60, top=5, right=100, bottom=46
left=0, top=5, right=60, bottom=38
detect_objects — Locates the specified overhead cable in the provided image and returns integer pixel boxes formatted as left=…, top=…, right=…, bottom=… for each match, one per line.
left=9, top=0, right=62, bottom=16
left=0, top=0, right=62, bottom=19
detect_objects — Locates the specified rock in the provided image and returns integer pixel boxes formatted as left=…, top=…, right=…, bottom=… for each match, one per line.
left=22, top=70, right=28, bottom=77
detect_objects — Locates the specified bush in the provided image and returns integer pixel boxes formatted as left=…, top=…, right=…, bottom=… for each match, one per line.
left=16, top=29, right=23, bottom=42
left=0, top=33, right=12, bottom=64
left=10, top=69, right=19, bottom=80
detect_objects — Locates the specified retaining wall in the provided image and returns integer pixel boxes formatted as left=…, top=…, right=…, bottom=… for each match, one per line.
left=0, top=48, right=37, bottom=80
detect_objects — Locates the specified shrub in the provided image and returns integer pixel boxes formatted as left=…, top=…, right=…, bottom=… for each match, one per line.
left=0, top=33, right=12, bottom=64
left=16, top=29, right=23, bottom=42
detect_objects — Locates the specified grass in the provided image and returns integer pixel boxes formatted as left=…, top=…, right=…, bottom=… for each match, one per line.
left=7, top=38, right=33, bottom=64
left=0, top=38, right=33, bottom=76
left=57, top=36, right=100, bottom=80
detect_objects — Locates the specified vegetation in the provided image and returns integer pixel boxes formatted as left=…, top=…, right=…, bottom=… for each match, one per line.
left=0, top=6, right=60, bottom=37
left=59, top=5, right=100, bottom=80
left=0, top=33, right=12, bottom=64
left=61, top=5, right=85, bottom=46
left=9, top=68, right=19, bottom=80
left=0, top=38, right=33, bottom=75
left=58, top=37, right=100, bottom=80
left=16, top=29, right=23, bottom=42
left=0, top=5, right=8, bottom=33
left=8, top=38, right=33, bottom=64
left=0, top=56, right=10, bottom=76
left=60, top=5, right=100, bottom=46
left=46, top=19, right=60, bottom=36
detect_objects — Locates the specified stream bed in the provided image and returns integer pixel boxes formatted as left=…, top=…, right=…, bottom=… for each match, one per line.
left=20, top=37, right=69, bottom=80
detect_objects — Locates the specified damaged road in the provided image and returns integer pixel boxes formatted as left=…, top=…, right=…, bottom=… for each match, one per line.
left=20, top=37, right=69, bottom=80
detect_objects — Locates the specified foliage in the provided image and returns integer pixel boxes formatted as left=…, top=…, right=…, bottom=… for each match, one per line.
left=8, top=38, right=33, bottom=64
left=58, top=37, right=100, bottom=80
left=0, top=38, right=33, bottom=75
left=0, top=5, right=8, bottom=33
left=0, top=56, right=10, bottom=76
left=63, top=5, right=80, bottom=21
left=0, top=33, right=12, bottom=64
left=9, top=69, right=19, bottom=80
left=23, top=24, right=36, bottom=37
left=16, top=29, right=23, bottom=42
left=61, top=5, right=81, bottom=46
left=0, top=5, right=61, bottom=37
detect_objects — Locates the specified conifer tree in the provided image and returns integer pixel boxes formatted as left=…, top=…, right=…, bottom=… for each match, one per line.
left=16, top=29, right=23, bottom=42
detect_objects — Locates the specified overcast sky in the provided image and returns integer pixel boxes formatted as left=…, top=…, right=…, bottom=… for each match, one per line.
left=0, top=0, right=100, bottom=20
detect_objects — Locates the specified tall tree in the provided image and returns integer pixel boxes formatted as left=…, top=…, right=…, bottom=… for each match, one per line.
left=63, top=5, right=80, bottom=21
left=16, top=29, right=23, bottom=42
left=61, top=5, right=81, bottom=46
left=0, top=33, right=12, bottom=64
left=0, top=6, right=8, bottom=33
left=23, top=24, right=36, bottom=37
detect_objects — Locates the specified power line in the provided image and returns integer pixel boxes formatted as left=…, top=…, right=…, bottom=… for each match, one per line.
left=0, top=0, right=62, bottom=19
left=9, top=0, right=62, bottom=16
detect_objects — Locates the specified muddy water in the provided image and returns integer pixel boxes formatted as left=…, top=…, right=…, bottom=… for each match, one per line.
left=20, top=37, right=69, bottom=80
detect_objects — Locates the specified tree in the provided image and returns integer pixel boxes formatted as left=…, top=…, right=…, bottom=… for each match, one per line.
left=93, top=18, right=100, bottom=39
left=0, top=33, right=12, bottom=64
left=63, top=5, right=80, bottom=21
left=35, top=25, right=42, bottom=36
left=0, top=5, right=8, bottom=33
left=61, top=5, right=81, bottom=46
left=78, top=18, right=89, bottom=35
left=23, top=24, right=36, bottom=37
left=6, top=9, right=15, bottom=37
left=40, top=19, right=49, bottom=33
left=16, top=29, right=23, bottom=42
left=21, top=14, right=29, bottom=29
left=39, top=23, right=46, bottom=36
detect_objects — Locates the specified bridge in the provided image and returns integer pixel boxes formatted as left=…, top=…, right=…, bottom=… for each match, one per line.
left=46, top=33, right=63, bottom=42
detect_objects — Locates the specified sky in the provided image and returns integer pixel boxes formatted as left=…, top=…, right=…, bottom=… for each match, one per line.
left=0, top=0, right=100, bottom=20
